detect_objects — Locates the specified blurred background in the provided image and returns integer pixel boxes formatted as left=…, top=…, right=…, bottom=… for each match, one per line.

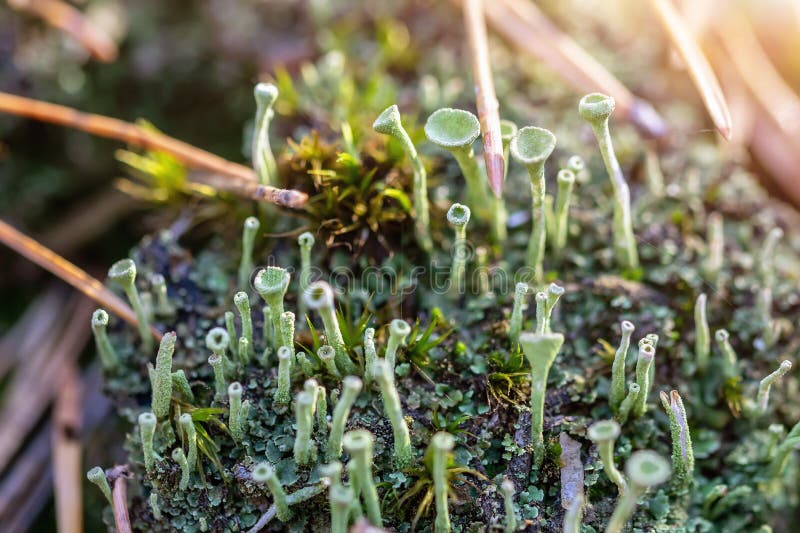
left=1, top=0, right=800, bottom=530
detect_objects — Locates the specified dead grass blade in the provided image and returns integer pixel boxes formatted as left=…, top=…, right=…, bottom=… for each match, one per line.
left=0, top=218, right=162, bottom=341
left=52, top=364, right=83, bottom=533
left=0, top=91, right=308, bottom=208
left=472, top=0, right=667, bottom=138
left=7, top=0, right=118, bottom=62
left=649, top=0, right=732, bottom=139
left=463, top=0, right=505, bottom=197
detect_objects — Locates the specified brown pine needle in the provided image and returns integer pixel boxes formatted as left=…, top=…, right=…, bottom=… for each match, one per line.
left=0, top=91, right=308, bottom=208
left=0, top=219, right=162, bottom=341
left=8, top=0, right=118, bottom=62
left=649, top=0, right=732, bottom=140
left=108, top=466, right=132, bottom=533
left=52, top=364, right=83, bottom=533
left=463, top=0, right=505, bottom=197
left=474, top=0, right=667, bottom=138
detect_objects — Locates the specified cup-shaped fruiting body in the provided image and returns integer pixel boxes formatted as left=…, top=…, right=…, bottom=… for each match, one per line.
left=87, top=466, right=113, bottom=504
left=293, top=390, right=317, bottom=466
left=510, top=126, right=557, bottom=284
left=373, top=358, right=414, bottom=469
left=329, top=484, right=354, bottom=533
left=274, top=346, right=293, bottom=406
left=501, top=478, right=517, bottom=533
left=704, top=212, right=724, bottom=286
left=150, top=274, right=174, bottom=317
left=147, top=331, right=176, bottom=419
left=616, top=383, right=640, bottom=425
left=508, top=282, right=530, bottom=344
left=385, top=319, right=411, bottom=369
left=228, top=382, right=250, bottom=442
left=447, top=203, right=471, bottom=298
left=108, top=258, right=153, bottom=351
left=206, top=328, right=230, bottom=398
left=252, top=83, right=279, bottom=186
left=567, top=155, right=587, bottom=184
left=429, top=432, right=455, bottom=533
left=254, top=266, right=290, bottom=351
left=758, top=227, right=783, bottom=289
left=233, top=291, right=254, bottom=362
left=295, top=350, right=316, bottom=377
left=606, top=451, right=671, bottom=533
left=343, top=429, right=382, bottom=527
left=534, top=292, right=547, bottom=335
left=304, top=281, right=356, bottom=374
left=252, top=462, right=292, bottom=522
left=363, top=328, right=377, bottom=386
left=172, top=447, right=190, bottom=490
left=755, top=360, right=792, bottom=416
left=693, top=293, right=711, bottom=373
left=578, top=94, right=638, bottom=271
left=714, top=329, right=739, bottom=379
left=632, top=342, right=655, bottom=418
left=374, top=104, right=433, bottom=253
left=543, top=283, right=564, bottom=332
left=179, top=413, right=197, bottom=474
left=610, top=320, right=635, bottom=413
left=327, top=376, right=363, bottom=461
left=659, top=390, right=694, bottom=490
left=318, top=345, right=341, bottom=378
left=139, top=411, right=158, bottom=476
left=519, top=332, right=564, bottom=467
left=91, top=309, right=119, bottom=371
left=588, top=420, right=626, bottom=494
left=554, top=169, right=575, bottom=255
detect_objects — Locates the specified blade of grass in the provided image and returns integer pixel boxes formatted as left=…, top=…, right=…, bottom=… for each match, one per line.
left=649, top=0, right=732, bottom=139
left=0, top=91, right=308, bottom=208
left=0, top=219, right=163, bottom=341
left=463, top=0, right=505, bottom=197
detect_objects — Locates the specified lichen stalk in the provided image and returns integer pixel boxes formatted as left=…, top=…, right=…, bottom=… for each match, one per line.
left=343, top=430, right=382, bottom=527
left=632, top=343, right=655, bottom=418
left=228, top=382, right=249, bottom=442
left=234, top=291, right=253, bottom=362
left=252, top=462, right=292, bottom=522
left=252, top=83, right=279, bottom=186
left=280, top=311, right=296, bottom=352
left=446, top=203, right=471, bottom=299
left=318, top=345, right=341, bottom=378
left=606, top=451, right=670, bottom=533
left=304, top=281, right=356, bottom=374
left=238, top=217, right=260, bottom=290
left=519, top=332, right=564, bottom=467
left=172, top=448, right=190, bottom=490
left=225, top=311, right=238, bottom=360
left=363, top=328, right=377, bottom=386
left=373, top=358, right=413, bottom=469
left=385, top=319, right=411, bottom=370
left=616, top=383, right=640, bottom=425
left=147, top=331, right=176, bottom=419
left=327, top=376, right=363, bottom=461
left=694, top=293, right=710, bottom=373
left=431, top=432, right=455, bottom=533
left=274, top=346, right=293, bottom=406
left=758, top=227, right=783, bottom=289
left=554, top=168, right=575, bottom=255
left=150, top=273, right=174, bottom=317
left=578, top=94, right=638, bottom=270
left=87, top=466, right=113, bottom=505
left=293, top=390, right=317, bottom=466
left=543, top=283, right=564, bottom=332
left=254, top=266, right=290, bottom=352
left=91, top=309, right=118, bottom=371
left=139, top=412, right=157, bottom=477
left=704, top=212, right=723, bottom=285
left=171, top=369, right=194, bottom=402
left=534, top=292, right=547, bottom=335
left=755, top=360, right=792, bottom=416
left=108, top=258, right=153, bottom=352
left=298, top=231, right=315, bottom=324
left=610, top=320, right=635, bottom=412
left=179, top=413, right=197, bottom=474
left=501, top=478, right=517, bottom=533
left=330, top=484, right=354, bottom=533
left=715, top=329, right=739, bottom=379
left=508, top=282, right=529, bottom=344
left=374, top=105, right=433, bottom=252
left=588, top=420, right=626, bottom=494
left=659, top=390, right=694, bottom=491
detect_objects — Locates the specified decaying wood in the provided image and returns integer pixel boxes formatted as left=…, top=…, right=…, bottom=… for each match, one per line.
left=559, top=433, right=583, bottom=510
left=463, top=0, right=505, bottom=197
left=649, top=0, right=732, bottom=139
left=52, top=365, right=83, bottom=533
left=0, top=91, right=308, bottom=208
left=7, top=0, right=118, bottom=61
left=0, top=219, right=163, bottom=341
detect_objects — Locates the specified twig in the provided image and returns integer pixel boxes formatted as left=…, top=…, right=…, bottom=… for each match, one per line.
left=472, top=0, right=667, bottom=138
left=52, top=364, right=83, bottom=533
left=0, top=91, right=308, bottom=208
left=7, top=0, right=118, bottom=62
left=109, top=465, right=133, bottom=533
left=649, top=0, right=732, bottom=139
left=463, top=0, right=505, bottom=197
left=0, top=218, right=163, bottom=341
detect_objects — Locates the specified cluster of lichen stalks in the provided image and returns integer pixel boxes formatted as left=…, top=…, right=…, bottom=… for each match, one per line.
left=82, top=83, right=800, bottom=532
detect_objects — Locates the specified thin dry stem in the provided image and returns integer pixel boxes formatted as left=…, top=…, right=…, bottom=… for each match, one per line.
left=463, top=0, right=505, bottom=197
left=0, top=219, right=163, bottom=341
left=649, top=0, right=732, bottom=139
left=0, top=92, right=307, bottom=208
left=52, top=364, right=83, bottom=533
left=7, top=0, right=118, bottom=61
left=109, top=466, right=132, bottom=533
